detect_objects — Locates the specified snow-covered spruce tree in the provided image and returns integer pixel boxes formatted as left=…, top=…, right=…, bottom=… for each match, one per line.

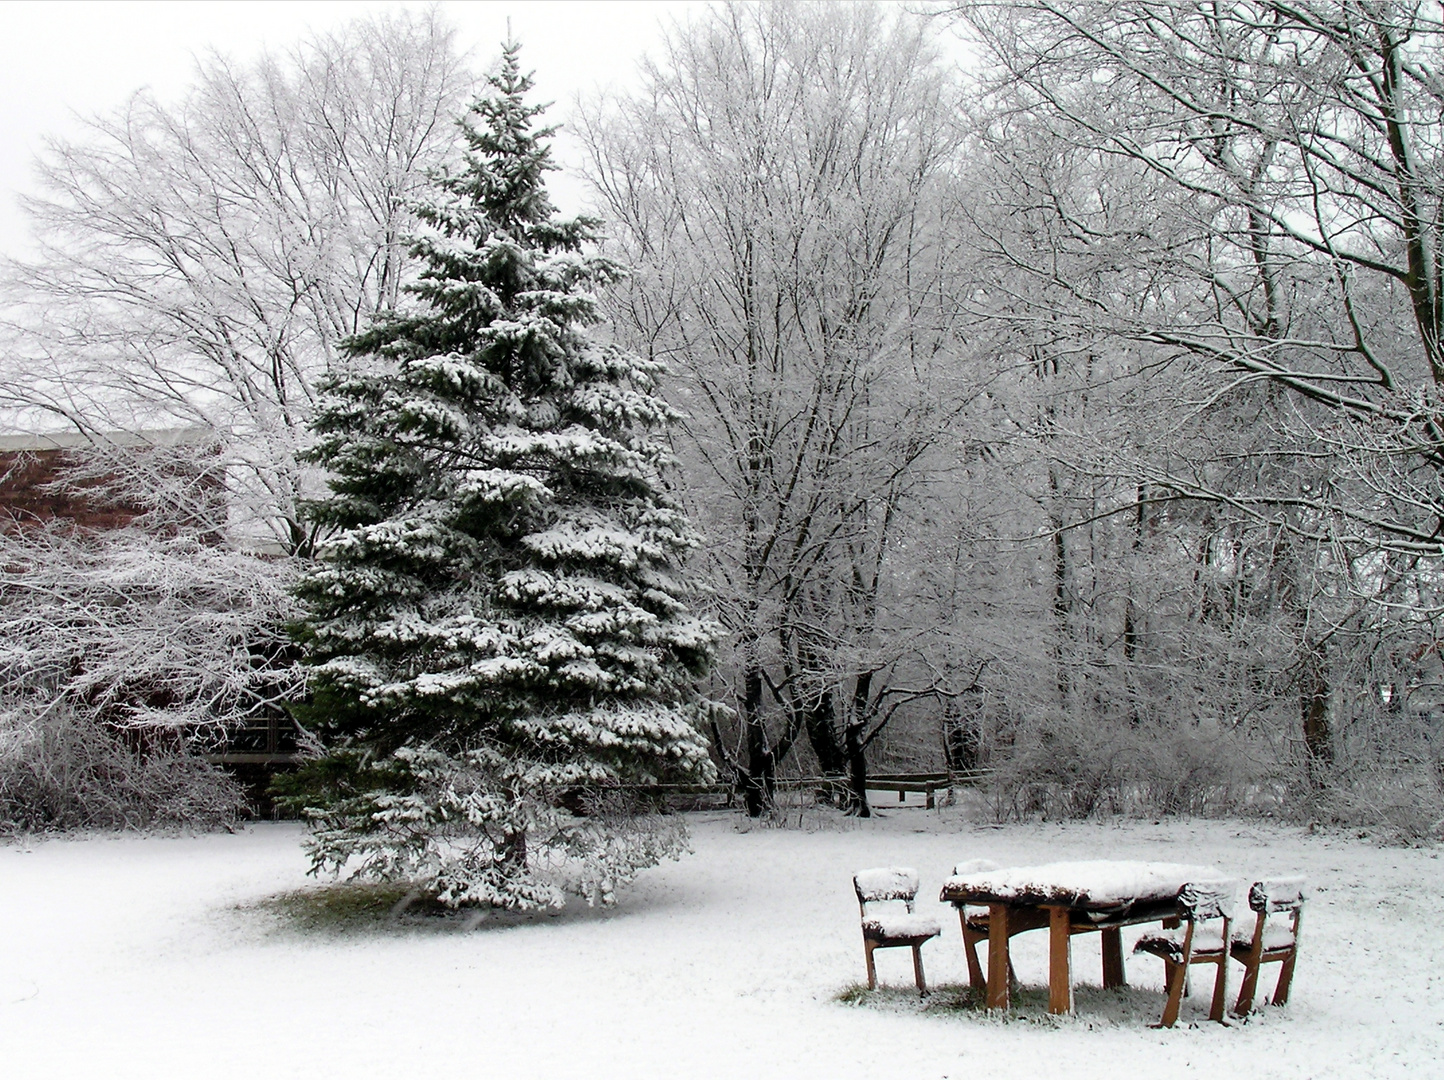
left=289, top=45, right=719, bottom=910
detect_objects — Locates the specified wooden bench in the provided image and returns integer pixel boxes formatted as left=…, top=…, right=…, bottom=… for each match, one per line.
left=854, top=867, right=941, bottom=994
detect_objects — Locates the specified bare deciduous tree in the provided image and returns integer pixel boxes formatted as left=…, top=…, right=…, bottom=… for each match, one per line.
left=0, top=9, right=472, bottom=555
left=946, top=0, right=1444, bottom=792
left=582, top=1, right=973, bottom=814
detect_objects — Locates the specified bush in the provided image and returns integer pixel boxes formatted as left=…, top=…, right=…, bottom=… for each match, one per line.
left=0, top=704, right=245, bottom=833
left=1300, top=760, right=1444, bottom=844
left=984, top=717, right=1263, bottom=822
left=0, top=521, right=302, bottom=834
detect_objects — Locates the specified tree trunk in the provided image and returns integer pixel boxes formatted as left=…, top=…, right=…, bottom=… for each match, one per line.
left=1300, top=650, right=1333, bottom=776
left=844, top=670, right=874, bottom=817
left=1122, top=482, right=1145, bottom=726
left=943, top=689, right=982, bottom=773
left=741, top=665, right=774, bottom=816
left=1051, top=490, right=1071, bottom=715
left=499, top=827, right=527, bottom=875
left=804, top=688, right=847, bottom=776
left=845, top=718, right=871, bottom=818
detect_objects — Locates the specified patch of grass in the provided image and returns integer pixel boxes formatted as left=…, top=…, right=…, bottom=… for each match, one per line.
left=834, top=980, right=1198, bottom=1029
left=833, top=981, right=983, bottom=1016
left=835, top=983, right=872, bottom=1005
left=251, top=881, right=461, bottom=933
left=246, top=880, right=588, bottom=936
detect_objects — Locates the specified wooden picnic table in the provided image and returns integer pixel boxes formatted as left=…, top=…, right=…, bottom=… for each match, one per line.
left=939, top=861, right=1237, bottom=1015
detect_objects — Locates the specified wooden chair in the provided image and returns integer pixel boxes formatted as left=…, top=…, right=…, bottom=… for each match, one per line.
left=1231, top=876, right=1305, bottom=1016
left=853, top=867, right=941, bottom=994
left=1132, top=881, right=1235, bottom=1027
left=950, top=859, right=1013, bottom=992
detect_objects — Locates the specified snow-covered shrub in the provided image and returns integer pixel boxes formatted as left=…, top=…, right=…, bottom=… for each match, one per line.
left=1301, top=761, right=1444, bottom=844
left=0, top=522, right=304, bottom=731
left=985, top=716, right=1263, bottom=821
left=0, top=521, right=304, bottom=831
left=0, top=703, right=245, bottom=832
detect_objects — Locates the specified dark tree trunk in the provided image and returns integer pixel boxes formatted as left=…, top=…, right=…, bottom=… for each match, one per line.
left=741, top=665, right=774, bottom=816
left=1049, top=466, right=1071, bottom=715
left=804, top=688, right=847, bottom=775
left=500, top=828, right=527, bottom=875
left=845, top=718, right=870, bottom=818
left=1301, top=651, right=1333, bottom=775
left=1122, top=483, right=1145, bottom=726
left=943, top=689, right=982, bottom=774
left=845, top=670, right=874, bottom=817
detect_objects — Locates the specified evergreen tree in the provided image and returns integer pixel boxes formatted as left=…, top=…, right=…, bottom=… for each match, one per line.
left=289, top=44, right=719, bottom=909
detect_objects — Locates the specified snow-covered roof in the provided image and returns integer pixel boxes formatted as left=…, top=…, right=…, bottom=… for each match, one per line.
left=0, top=427, right=215, bottom=452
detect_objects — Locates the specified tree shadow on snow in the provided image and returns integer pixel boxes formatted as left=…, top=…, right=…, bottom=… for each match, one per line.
left=242, top=881, right=649, bottom=939
left=246, top=883, right=620, bottom=935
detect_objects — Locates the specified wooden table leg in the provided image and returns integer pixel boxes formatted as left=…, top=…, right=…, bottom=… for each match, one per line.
left=987, top=903, right=1010, bottom=1010
left=1101, top=927, right=1126, bottom=989
left=1048, top=906, right=1073, bottom=1015
left=960, top=911, right=986, bottom=992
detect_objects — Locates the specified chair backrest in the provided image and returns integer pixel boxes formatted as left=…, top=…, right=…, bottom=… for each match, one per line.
left=854, top=867, right=920, bottom=906
left=1178, top=881, right=1237, bottom=921
left=1248, top=876, right=1306, bottom=914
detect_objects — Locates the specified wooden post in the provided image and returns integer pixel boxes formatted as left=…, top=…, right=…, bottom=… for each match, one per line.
left=1207, top=918, right=1231, bottom=1023
left=1158, top=922, right=1194, bottom=1028
left=1048, top=906, right=1073, bottom=1015
left=987, top=904, right=1010, bottom=1010
left=925, top=783, right=935, bottom=810
left=1101, top=927, right=1126, bottom=988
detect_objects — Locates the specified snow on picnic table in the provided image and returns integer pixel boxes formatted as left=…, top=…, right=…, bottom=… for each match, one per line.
left=940, top=860, right=1230, bottom=909
left=1, top=809, right=1441, bottom=1079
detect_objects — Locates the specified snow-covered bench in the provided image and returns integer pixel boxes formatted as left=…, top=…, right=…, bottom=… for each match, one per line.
left=1132, top=881, right=1237, bottom=1027
left=853, top=867, right=941, bottom=994
left=1231, top=876, right=1305, bottom=1015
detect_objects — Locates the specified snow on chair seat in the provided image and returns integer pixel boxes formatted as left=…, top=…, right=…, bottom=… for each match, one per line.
left=861, top=910, right=943, bottom=939
left=1132, top=881, right=1237, bottom=1028
left=853, top=867, right=940, bottom=995
left=1230, top=876, right=1305, bottom=1016
left=1133, top=921, right=1227, bottom=958
left=855, top=866, right=922, bottom=902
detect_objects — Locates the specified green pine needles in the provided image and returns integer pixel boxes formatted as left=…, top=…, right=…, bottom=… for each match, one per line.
left=288, top=44, right=720, bottom=910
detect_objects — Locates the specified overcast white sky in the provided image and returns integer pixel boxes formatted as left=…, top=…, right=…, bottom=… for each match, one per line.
left=0, top=0, right=707, bottom=259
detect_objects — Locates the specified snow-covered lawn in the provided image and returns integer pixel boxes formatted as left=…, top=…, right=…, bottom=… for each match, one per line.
left=2, top=806, right=1441, bottom=1079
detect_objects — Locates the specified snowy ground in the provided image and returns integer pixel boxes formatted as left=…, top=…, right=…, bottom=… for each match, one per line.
left=2, top=801, right=1441, bottom=1079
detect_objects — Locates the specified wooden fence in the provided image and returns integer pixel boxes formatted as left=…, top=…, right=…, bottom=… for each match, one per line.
left=206, top=720, right=988, bottom=815
left=630, top=770, right=990, bottom=810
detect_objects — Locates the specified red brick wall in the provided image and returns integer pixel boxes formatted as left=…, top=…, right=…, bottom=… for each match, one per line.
left=0, top=448, right=148, bottom=530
